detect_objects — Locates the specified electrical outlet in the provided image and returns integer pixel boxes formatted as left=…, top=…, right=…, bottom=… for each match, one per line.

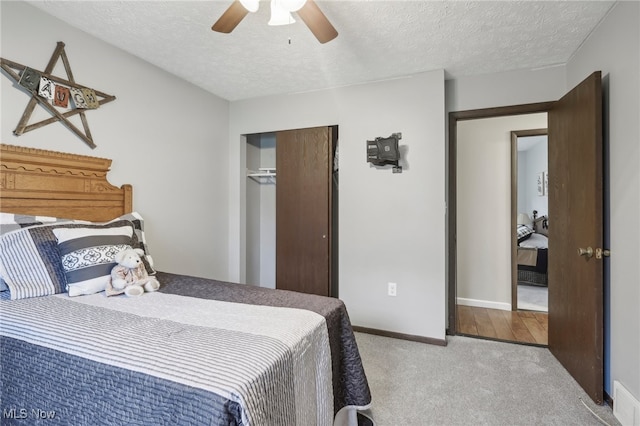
left=388, top=282, right=397, bottom=297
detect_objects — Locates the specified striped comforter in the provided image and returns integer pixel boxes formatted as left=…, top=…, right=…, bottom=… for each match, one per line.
left=0, top=272, right=371, bottom=425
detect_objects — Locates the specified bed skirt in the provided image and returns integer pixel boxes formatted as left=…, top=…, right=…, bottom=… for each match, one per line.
left=518, top=269, right=548, bottom=286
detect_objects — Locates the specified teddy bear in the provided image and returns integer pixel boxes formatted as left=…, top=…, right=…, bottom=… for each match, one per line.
left=106, top=248, right=160, bottom=297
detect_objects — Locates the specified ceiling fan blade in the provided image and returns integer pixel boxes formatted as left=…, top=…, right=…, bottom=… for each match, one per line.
left=212, top=1, right=249, bottom=33
left=296, top=0, right=338, bottom=44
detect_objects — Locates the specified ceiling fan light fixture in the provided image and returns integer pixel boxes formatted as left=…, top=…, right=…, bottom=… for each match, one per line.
left=239, top=0, right=259, bottom=13
left=269, top=0, right=296, bottom=26
left=212, top=0, right=337, bottom=43
left=280, top=0, right=307, bottom=12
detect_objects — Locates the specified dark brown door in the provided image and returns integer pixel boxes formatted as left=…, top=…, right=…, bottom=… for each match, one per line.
left=276, top=126, right=332, bottom=296
left=548, top=71, right=603, bottom=404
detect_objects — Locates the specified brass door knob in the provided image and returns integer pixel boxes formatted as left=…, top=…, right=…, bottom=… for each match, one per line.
left=577, top=247, right=594, bottom=258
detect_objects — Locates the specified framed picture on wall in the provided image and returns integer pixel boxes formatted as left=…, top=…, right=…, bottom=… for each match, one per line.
left=544, top=171, right=549, bottom=196
left=537, top=172, right=545, bottom=196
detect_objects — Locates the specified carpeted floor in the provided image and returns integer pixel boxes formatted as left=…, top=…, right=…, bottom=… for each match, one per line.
left=518, top=284, right=548, bottom=312
left=355, top=332, right=619, bottom=426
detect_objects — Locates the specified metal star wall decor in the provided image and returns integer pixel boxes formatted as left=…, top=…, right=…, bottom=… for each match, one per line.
left=0, top=41, right=116, bottom=149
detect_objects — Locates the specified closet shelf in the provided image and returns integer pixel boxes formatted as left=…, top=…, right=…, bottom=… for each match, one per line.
left=247, top=167, right=276, bottom=178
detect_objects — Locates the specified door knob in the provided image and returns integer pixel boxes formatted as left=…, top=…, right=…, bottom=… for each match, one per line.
left=577, top=247, right=594, bottom=258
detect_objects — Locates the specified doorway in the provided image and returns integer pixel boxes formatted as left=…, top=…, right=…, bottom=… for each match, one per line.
left=452, top=109, right=550, bottom=346
left=511, top=129, right=549, bottom=315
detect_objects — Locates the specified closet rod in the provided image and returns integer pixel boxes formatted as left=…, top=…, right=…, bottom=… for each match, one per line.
left=247, top=167, right=276, bottom=178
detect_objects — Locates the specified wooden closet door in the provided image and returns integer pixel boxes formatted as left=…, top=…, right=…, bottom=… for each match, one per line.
left=276, top=126, right=332, bottom=296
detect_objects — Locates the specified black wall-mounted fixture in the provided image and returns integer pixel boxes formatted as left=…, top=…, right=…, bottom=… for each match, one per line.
left=366, top=132, right=402, bottom=173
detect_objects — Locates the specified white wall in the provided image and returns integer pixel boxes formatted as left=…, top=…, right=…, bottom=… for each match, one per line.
left=1, top=1, right=231, bottom=280
left=446, top=67, right=566, bottom=112
left=517, top=151, right=527, bottom=213
left=456, top=114, right=546, bottom=309
left=566, top=1, right=640, bottom=400
left=229, top=71, right=447, bottom=340
left=521, top=138, right=548, bottom=217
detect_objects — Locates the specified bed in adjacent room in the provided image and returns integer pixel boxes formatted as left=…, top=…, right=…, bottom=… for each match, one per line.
left=516, top=214, right=549, bottom=287
left=0, top=144, right=372, bottom=425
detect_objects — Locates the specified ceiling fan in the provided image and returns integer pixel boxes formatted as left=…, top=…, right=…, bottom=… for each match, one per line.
left=212, top=0, right=338, bottom=44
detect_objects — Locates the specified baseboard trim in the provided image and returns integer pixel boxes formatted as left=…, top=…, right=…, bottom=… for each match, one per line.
left=352, top=326, right=447, bottom=346
left=457, top=297, right=511, bottom=311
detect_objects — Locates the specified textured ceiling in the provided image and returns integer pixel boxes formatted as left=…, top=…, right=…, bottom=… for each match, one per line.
left=25, top=0, right=615, bottom=101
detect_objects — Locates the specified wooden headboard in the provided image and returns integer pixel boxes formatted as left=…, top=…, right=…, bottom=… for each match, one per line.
left=0, top=144, right=132, bottom=221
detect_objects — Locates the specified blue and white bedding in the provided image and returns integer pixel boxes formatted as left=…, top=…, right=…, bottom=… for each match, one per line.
left=0, top=212, right=372, bottom=424
left=0, top=272, right=372, bottom=425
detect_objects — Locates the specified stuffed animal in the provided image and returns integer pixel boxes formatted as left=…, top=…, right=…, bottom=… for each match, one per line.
left=106, top=248, right=160, bottom=297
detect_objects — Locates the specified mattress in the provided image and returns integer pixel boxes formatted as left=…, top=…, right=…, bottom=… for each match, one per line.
left=0, top=271, right=372, bottom=425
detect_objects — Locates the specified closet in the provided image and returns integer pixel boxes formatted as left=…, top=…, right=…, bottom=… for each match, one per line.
left=246, top=125, right=338, bottom=297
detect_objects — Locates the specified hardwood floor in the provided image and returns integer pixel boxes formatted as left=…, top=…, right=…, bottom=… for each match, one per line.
left=456, top=305, right=548, bottom=346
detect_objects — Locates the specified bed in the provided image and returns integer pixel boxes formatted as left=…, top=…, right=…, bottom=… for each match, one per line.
left=516, top=213, right=549, bottom=287
left=0, top=144, right=372, bottom=425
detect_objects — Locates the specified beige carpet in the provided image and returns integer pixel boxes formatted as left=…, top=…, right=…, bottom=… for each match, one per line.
left=355, top=332, right=618, bottom=426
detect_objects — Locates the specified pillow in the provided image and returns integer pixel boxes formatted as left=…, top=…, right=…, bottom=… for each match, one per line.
left=0, top=219, right=136, bottom=300
left=0, top=225, right=69, bottom=300
left=1, top=211, right=156, bottom=275
left=0, top=213, right=75, bottom=293
left=53, top=225, right=134, bottom=297
left=517, top=225, right=534, bottom=244
left=108, top=212, right=156, bottom=275
left=0, top=212, right=73, bottom=235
